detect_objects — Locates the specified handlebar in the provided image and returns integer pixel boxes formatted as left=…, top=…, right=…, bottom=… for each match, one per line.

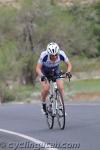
left=41, top=70, right=72, bottom=82
left=59, top=71, right=72, bottom=82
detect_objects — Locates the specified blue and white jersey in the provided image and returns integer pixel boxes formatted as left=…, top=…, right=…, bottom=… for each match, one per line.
left=38, top=50, right=69, bottom=72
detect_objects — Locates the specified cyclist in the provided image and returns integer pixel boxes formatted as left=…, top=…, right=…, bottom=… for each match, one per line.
left=36, top=42, right=72, bottom=114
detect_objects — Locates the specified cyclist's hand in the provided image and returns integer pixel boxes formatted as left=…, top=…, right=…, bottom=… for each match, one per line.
left=66, top=72, right=72, bottom=78
left=41, top=75, right=47, bottom=82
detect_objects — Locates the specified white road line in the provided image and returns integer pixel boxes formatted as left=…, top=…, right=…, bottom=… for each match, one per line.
left=0, top=129, right=58, bottom=150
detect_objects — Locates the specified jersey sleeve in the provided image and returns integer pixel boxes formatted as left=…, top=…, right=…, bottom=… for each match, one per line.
left=38, top=51, right=48, bottom=64
left=59, top=50, right=69, bottom=63
left=38, top=53, right=43, bottom=64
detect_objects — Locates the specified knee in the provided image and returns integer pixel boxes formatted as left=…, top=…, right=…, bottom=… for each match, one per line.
left=42, top=84, right=50, bottom=92
left=58, top=86, right=64, bottom=92
left=57, top=83, right=64, bottom=92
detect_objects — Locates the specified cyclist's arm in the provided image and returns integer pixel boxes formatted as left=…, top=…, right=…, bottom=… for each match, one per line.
left=36, top=63, right=43, bottom=77
left=65, top=61, right=72, bottom=73
left=59, top=50, right=72, bottom=72
left=36, top=51, right=46, bottom=77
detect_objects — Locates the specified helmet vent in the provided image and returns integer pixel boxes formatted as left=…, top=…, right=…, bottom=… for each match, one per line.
left=52, top=49, right=54, bottom=53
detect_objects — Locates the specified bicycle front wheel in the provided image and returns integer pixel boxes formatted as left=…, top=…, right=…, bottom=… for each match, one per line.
left=56, top=90, right=65, bottom=129
left=46, top=103, right=54, bottom=129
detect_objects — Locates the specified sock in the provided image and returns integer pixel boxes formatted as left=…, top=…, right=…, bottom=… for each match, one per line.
left=42, top=101, right=46, bottom=105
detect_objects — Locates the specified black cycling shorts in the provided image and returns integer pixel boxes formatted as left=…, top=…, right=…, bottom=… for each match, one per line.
left=42, top=66, right=60, bottom=82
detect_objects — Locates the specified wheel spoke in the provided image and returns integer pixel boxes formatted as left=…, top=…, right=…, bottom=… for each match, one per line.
left=56, top=90, right=65, bottom=129
left=46, top=104, right=54, bottom=129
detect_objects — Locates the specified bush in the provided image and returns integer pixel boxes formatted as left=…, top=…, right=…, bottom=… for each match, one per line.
left=0, top=83, right=16, bottom=103
left=17, top=51, right=38, bottom=85
left=3, top=90, right=16, bottom=103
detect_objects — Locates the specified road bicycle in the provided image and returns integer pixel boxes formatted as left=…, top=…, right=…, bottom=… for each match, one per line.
left=45, top=71, right=71, bottom=130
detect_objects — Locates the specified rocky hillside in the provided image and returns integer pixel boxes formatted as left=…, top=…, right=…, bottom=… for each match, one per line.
left=0, top=0, right=99, bottom=8
left=0, top=0, right=20, bottom=8
left=55, top=0, right=99, bottom=6
left=0, top=0, right=18, bottom=5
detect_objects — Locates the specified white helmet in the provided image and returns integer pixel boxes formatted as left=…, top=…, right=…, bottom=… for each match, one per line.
left=47, top=42, right=60, bottom=55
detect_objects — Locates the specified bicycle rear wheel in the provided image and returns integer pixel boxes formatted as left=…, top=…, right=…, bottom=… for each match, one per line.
left=46, top=102, right=54, bottom=129
left=56, top=90, right=65, bottom=129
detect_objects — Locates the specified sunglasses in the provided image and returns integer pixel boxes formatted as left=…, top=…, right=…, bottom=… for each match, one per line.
left=50, top=54, right=58, bottom=57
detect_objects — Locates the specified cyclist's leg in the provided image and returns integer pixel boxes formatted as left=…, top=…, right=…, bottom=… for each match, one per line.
left=40, top=80, right=50, bottom=113
left=40, top=69, right=50, bottom=102
left=41, top=80, right=50, bottom=102
left=56, top=79, right=64, bottom=97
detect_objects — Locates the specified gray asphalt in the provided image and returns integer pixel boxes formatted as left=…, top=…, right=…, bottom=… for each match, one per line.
left=0, top=102, right=100, bottom=150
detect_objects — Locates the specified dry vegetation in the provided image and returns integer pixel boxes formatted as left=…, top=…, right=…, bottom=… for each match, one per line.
left=0, top=0, right=99, bottom=7
left=0, top=0, right=100, bottom=102
left=0, top=0, right=20, bottom=9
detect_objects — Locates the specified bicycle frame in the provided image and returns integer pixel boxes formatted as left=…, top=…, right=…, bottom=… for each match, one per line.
left=49, top=80, right=58, bottom=115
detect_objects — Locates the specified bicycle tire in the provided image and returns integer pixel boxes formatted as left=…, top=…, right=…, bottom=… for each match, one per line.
left=46, top=102, right=54, bottom=129
left=56, top=89, right=65, bottom=129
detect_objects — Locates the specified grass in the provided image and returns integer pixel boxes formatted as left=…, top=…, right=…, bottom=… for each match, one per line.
left=71, top=56, right=100, bottom=72
left=15, top=85, right=34, bottom=102
left=34, top=79, right=100, bottom=96
left=70, top=79, right=100, bottom=93
left=3, top=84, right=34, bottom=103
left=31, top=79, right=100, bottom=102
left=2, top=78, right=100, bottom=103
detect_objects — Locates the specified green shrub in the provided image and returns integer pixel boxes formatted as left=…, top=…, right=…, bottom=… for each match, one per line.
left=3, top=90, right=16, bottom=103
left=0, top=83, right=16, bottom=103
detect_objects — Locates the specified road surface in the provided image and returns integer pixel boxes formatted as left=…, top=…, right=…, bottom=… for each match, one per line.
left=0, top=102, right=100, bottom=150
